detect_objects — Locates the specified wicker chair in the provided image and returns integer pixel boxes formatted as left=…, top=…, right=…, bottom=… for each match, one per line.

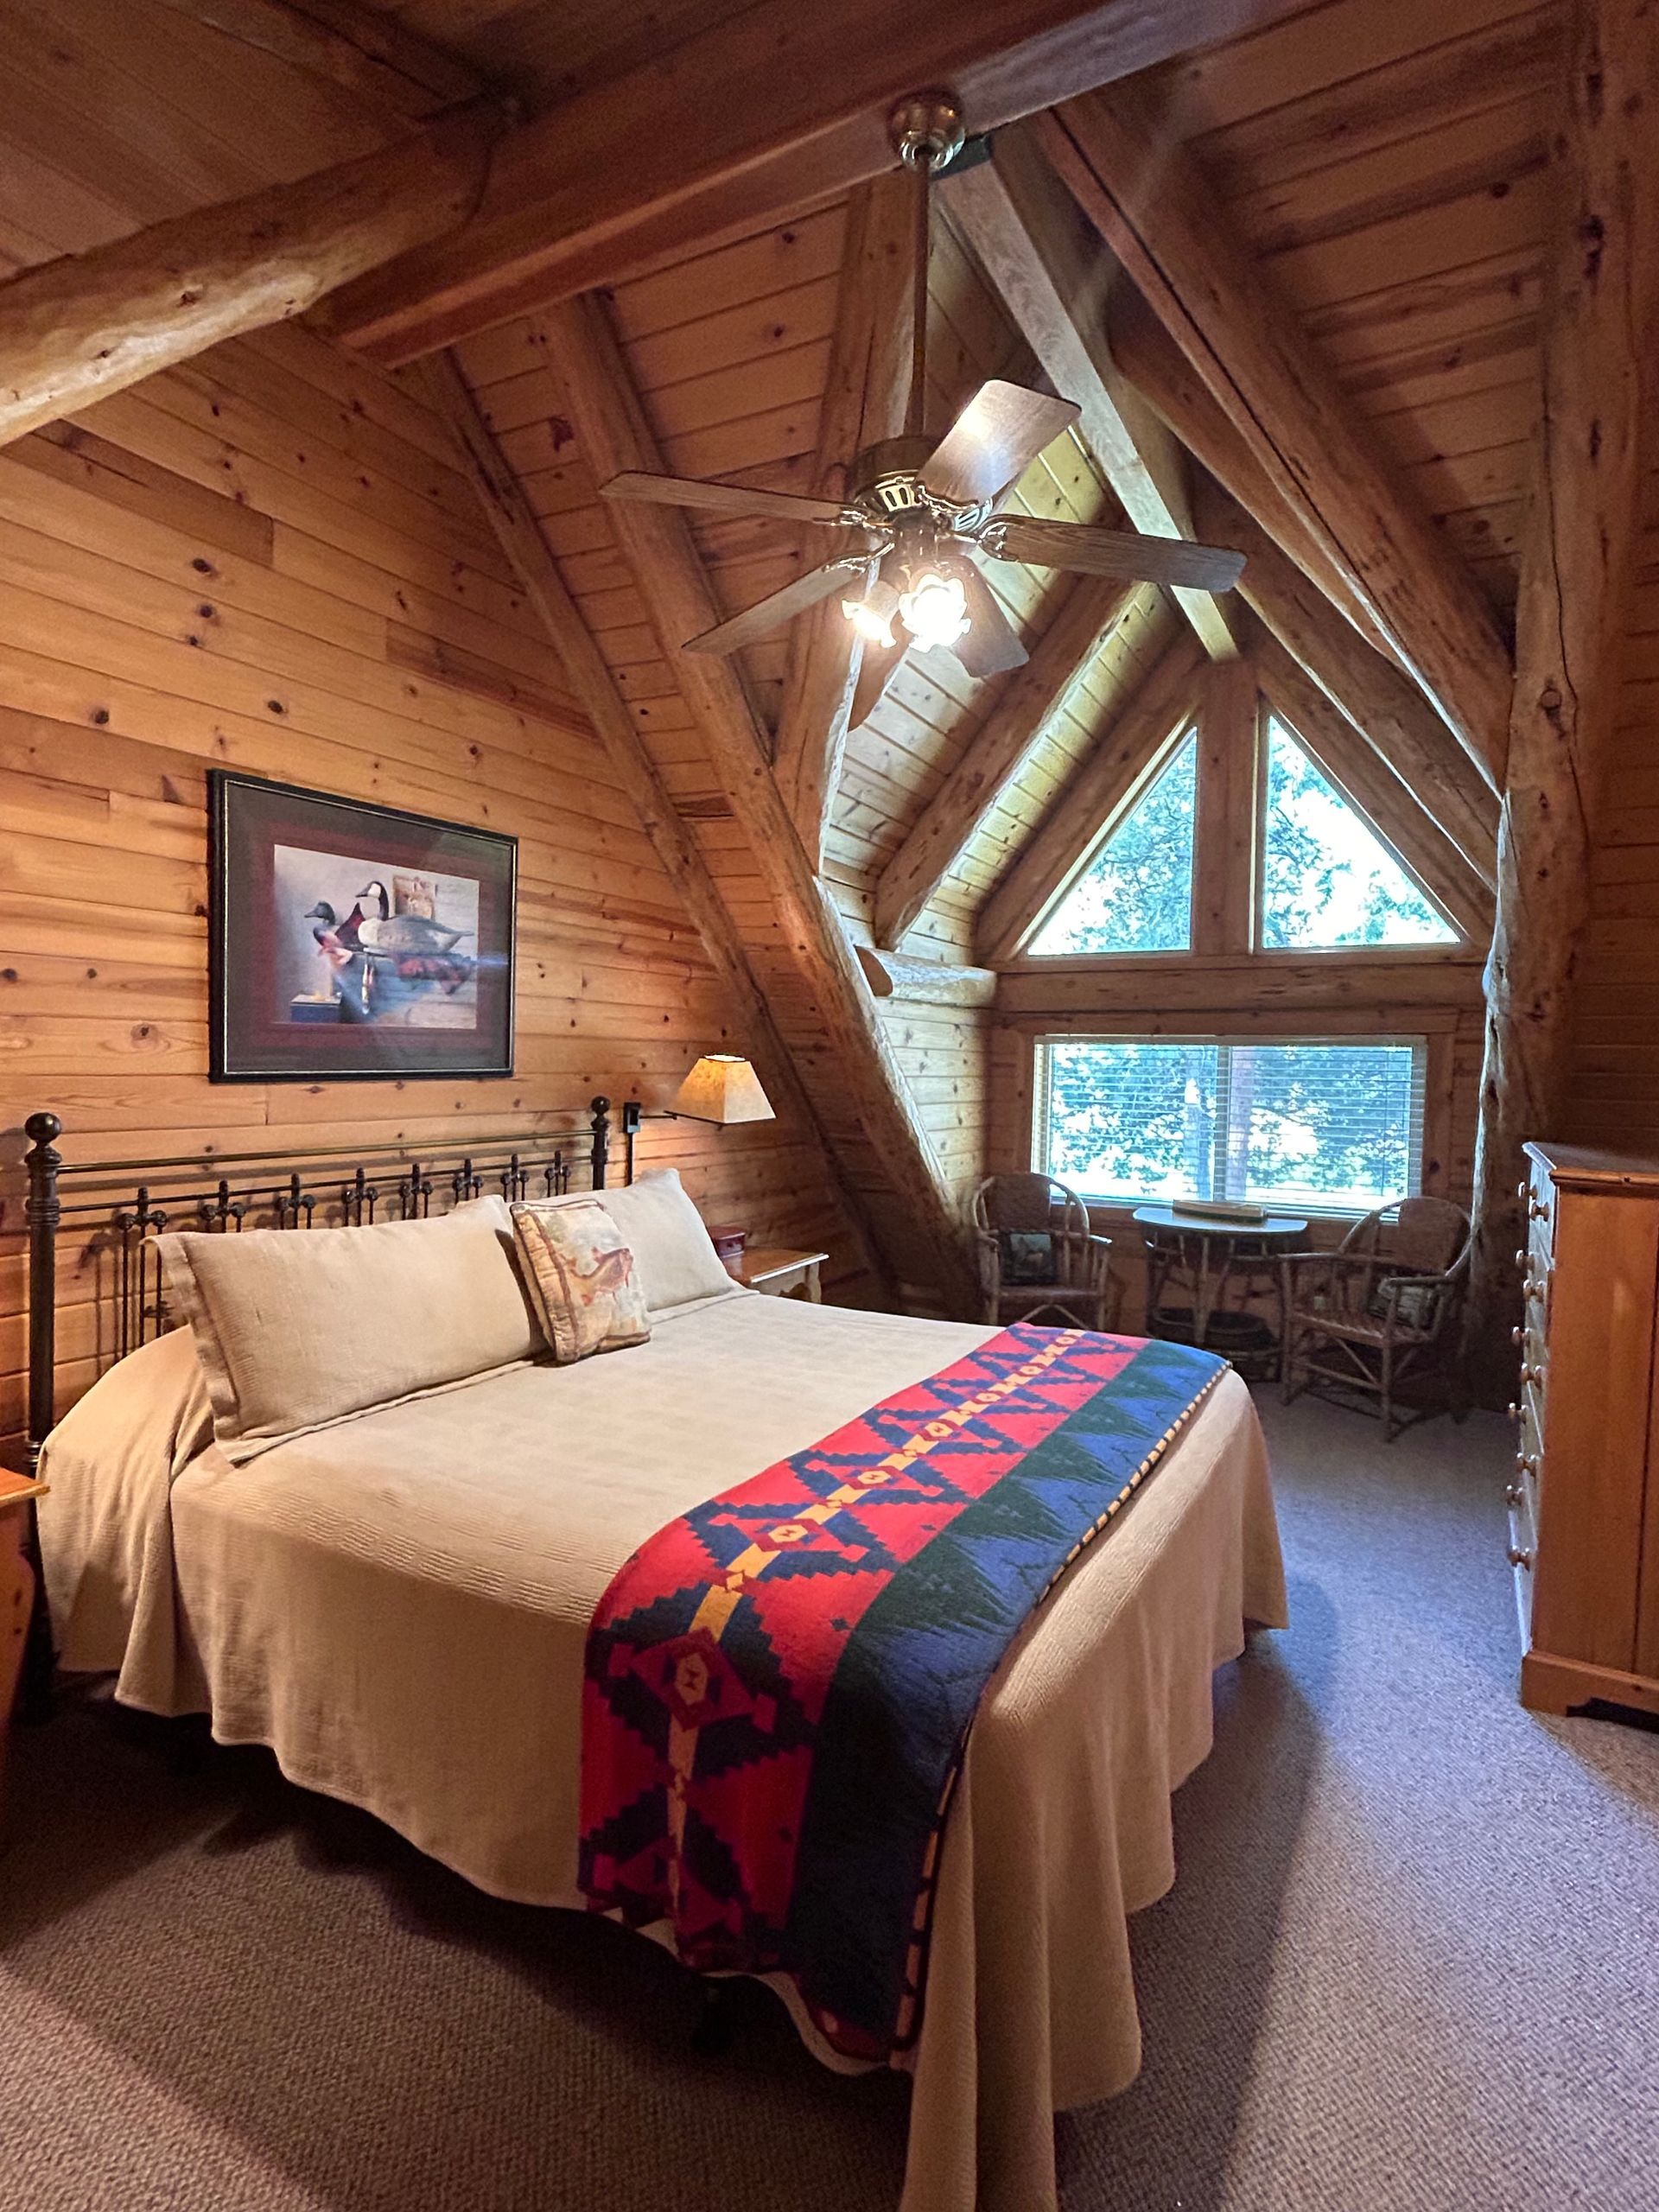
left=970, top=1173, right=1117, bottom=1332
left=1280, top=1195, right=1471, bottom=1441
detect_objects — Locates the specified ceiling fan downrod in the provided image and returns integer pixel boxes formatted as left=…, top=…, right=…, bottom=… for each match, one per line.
left=888, top=92, right=965, bottom=441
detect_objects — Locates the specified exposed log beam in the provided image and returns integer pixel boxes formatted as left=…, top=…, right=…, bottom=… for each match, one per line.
left=321, top=0, right=1316, bottom=364
left=856, top=948, right=998, bottom=1007
left=1108, top=286, right=1405, bottom=671
left=1040, top=86, right=1515, bottom=785
left=1469, top=0, right=1659, bottom=1381
left=775, top=173, right=914, bottom=863
left=1192, top=478, right=1501, bottom=892
left=976, top=630, right=1205, bottom=965
left=873, top=574, right=1136, bottom=950
left=543, top=290, right=979, bottom=1313
left=996, top=951, right=1487, bottom=1016
left=947, top=123, right=1236, bottom=659
left=421, top=345, right=893, bottom=1302
left=1252, top=628, right=1495, bottom=945
left=0, top=105, right=502, bottom=451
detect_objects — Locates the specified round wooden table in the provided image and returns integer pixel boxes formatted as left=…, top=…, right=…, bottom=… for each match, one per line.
left=1132, top=1205, right=1309, bottom=1375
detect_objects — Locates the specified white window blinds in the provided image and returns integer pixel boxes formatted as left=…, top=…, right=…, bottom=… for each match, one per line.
left=1033, top=1035, right=1427, bottom=1213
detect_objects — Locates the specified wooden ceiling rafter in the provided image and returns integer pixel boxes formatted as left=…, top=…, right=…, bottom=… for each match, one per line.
left=945, top=121, right=1237, bottom=660
left=152, top=0, right=486, bottom=116
left=543, top=286, right=980, bottom=1313
left=1192, top=477, right=1501, bottom=890
left=872, top=571, right=1139, bottom=950
left=975, top=626, right=1206, bottom=964
left=320, top=0, right=1321, bottom=365
left=1039, top=83, right=1516, bottom=787
left=1252, top=627, right=1494, bottom=945
left=773, top=170, right=915, bottom=864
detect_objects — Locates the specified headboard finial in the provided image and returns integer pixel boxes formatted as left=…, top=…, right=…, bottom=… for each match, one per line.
left=24, top=1110, right=62, bottom=1152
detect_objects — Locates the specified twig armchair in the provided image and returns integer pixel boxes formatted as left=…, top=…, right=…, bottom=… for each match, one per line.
left=970, top=1173, right=1118, bottom=1333
left=1280, top=1195, right=1471, bottom=1441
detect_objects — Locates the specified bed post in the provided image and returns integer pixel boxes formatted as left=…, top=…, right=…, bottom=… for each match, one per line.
left=22, top=1112, right=61, bottom=1719
left=589, top=1096, right=611, bottom=1190
left=621, top=1099, right=641, bottom=1185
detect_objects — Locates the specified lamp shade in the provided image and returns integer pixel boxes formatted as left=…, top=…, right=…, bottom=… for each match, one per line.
left=672, top=1053, right=774, bottom=1125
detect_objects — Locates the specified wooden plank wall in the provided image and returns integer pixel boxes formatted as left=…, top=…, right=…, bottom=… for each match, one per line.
left=0, top=321, right=864, bottom=1452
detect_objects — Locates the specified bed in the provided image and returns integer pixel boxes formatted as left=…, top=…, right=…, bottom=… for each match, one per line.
left=23, top=1107, right=1287, bottom=2212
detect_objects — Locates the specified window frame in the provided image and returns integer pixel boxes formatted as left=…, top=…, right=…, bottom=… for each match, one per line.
left=1029, top=1029, right=1430, bottom=1217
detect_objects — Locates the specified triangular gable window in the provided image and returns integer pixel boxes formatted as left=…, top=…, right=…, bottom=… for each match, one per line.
left=1030, top=729, right=1196, bottom=956
left=1260, top=718, right=1457, bottom=950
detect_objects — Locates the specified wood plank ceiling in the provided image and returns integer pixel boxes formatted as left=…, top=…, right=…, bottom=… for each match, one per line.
left=0, top=0, right=1585, bottom=1312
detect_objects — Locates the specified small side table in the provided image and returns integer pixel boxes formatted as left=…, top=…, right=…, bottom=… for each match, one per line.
left=1, top=1470, right=48, bottom=1835
left=1133, top=1206, right=1308, bottom=1376
left=736, top=1247, right=827, bottom=1302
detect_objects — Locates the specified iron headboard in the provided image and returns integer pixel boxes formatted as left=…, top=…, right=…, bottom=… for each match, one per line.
left=21, top=1096, right=644, bottom=1476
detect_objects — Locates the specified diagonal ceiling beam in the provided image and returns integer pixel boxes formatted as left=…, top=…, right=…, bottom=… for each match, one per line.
left=946, top=121, right=1236, bottom=660
left=874, top=573, right=1137, bottom=949
left=976, top=628, right=1205, bottom=964
left=1107, top=284, right=1406, bottom=672
left=1193, top=477, right=1500, bottom=891
left=774, top=171, right=915, bottom=864
left=320, top=0, right=1319, bottom=364
left=0, top=103, right=503, bottom=452
left=1039, top=85, right=1515, bottom=788
left=421, top=343, right=894, bottom=1301
left=543, top=289, right=980, bottom=1314
left=1251, top=626, right=1494, bottom=945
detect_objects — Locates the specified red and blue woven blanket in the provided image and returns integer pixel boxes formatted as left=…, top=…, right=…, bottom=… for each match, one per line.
left=577, top=1323, right=1225, bottom=2061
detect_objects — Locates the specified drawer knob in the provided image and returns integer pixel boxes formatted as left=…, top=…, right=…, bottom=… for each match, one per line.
left=1515, top=1452, right=1539, bottom=1476
left=1505, top=1482, right=1523, bottom=1506
left=1528, top=1198, right=1548, bottom=1221
left=1507, top=1544, right=1535, bottom=1572
left=1517, top=1363, right=1543, bottom=1387
left=1507, top=1402, right=1522, bottom=1425
left=1513, top=1247, right=1528, bottom=1270
left=1515, top=1179, right=1529, bottom=1202
left=1510, top=1324, right=1525, bottom=1347
left=1524, top=1280, right=1545, bottom=1303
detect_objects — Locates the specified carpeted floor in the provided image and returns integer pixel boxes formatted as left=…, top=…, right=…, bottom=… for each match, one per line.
left=3, top=1389, right=1656, bottom=2211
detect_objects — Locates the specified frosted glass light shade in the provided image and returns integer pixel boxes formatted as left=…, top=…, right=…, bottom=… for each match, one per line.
left=671, top=1054, right=774, bottom=1125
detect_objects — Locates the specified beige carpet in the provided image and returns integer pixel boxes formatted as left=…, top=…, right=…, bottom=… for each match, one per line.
left=3, top=1389, right=1656, bottom=2211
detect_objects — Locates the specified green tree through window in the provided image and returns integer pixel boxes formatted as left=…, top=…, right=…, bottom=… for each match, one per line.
left=1261, top=719, right=1456, bottom=949
left=1029, top=728, right=1197, bottom=955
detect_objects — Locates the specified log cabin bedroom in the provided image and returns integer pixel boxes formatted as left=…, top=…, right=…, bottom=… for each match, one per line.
left=0, top=0, right=1655, bottom=2206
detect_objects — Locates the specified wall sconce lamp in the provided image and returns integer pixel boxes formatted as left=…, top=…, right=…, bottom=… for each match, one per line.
left=670, top=1053, right=775, bottom=1126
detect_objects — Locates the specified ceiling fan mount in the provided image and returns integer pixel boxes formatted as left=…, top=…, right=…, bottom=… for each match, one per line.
left=596, top=88, right=1246, bottom=686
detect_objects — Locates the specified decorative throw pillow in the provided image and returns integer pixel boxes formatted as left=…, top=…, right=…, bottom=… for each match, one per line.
left=1000, top=1229, right=1055, bottom=1284
left=1370, top=1275, right=1436, bottom=1330
left=511, top=1200, right=652, bottom=1364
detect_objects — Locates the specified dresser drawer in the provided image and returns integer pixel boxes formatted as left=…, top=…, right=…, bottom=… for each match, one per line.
left=1522, top=1162, right=1556, bottom=1255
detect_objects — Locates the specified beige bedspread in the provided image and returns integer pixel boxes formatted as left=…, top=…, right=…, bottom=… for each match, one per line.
left=43, top=1292, right=1286, bottom=2212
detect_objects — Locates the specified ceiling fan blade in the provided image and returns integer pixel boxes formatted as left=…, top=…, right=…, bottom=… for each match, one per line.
left=920, top=381, right=1081, bottom=508
left=983, top=515, right=1247, bottom=593
left=952, top=565, right=1029, bottom=680
left=601, top=471, right=850, bottom=528
left=683, top=559, right=862, bottom=656
left=849, top=632, right=910, bottom=728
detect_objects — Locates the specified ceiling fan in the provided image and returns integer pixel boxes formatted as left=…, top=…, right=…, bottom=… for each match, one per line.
left=598, top=93, right=1246, bottom=716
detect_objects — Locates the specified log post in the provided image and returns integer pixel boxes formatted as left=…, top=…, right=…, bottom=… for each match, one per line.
left=1467, top=0, right=1659, bottom=1385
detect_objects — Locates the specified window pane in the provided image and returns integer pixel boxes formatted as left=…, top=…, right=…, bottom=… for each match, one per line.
left=1260, top=719, right=1457, bottom=949
left=1042, top=1039, right=1218, bottom=1201
left=1037, top=1036, right=1422, bottom=1212
left=1234, top=1042, right=1419, bottom=1210
left=1029, top=730, right=1196, bottom=956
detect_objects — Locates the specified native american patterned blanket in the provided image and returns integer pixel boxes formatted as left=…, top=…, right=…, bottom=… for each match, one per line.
left=577, top=1323, right=1226, bottom=2061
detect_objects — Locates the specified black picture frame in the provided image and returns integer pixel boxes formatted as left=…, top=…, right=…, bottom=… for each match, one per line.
left=208, top=771, right=517, bottom=1083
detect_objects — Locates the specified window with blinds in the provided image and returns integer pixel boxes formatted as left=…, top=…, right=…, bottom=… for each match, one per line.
left=1033, top=1035, right=1427, bottom=1212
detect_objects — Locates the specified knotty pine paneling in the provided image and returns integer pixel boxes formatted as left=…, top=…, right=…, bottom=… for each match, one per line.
left=0, top=321, right=868, bottom=1452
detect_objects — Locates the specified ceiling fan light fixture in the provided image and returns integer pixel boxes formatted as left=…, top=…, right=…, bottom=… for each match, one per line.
left=899, top=567, right=969, bottom=652
left=842, top=574, right=901, bottom=648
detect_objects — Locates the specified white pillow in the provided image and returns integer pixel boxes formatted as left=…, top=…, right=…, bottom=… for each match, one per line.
left=159, top=1196, right=543, bottom=1464
left=531, top=1169, right=741, bottom=1314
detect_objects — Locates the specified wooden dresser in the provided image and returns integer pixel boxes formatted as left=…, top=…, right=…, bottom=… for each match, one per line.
left=1512, top=1143, right=1659, bottom=1719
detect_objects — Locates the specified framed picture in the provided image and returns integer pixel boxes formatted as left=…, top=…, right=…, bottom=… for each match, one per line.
left=208, top=771, right=517, bottom=1082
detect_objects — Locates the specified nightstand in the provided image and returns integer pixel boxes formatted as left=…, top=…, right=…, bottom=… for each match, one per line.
left=1, top=1470, right=47, bottom=1833
left=735, top=1247, right=828, bottom=1302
